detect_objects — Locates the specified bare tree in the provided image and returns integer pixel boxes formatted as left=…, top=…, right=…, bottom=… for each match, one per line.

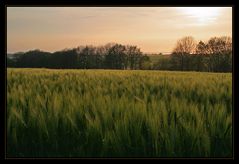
left=195, top=41, right=210, bottom=71
left=172, top=36, right=196, bottom=71
left=207, top=36, right=232, bottom=72
left=196, top=41, right=209, bottom=55
left=207, top=36, right=232, bottom=54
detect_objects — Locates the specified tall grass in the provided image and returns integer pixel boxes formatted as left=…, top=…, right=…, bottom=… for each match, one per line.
left=7, top=68, right=232, bottom=157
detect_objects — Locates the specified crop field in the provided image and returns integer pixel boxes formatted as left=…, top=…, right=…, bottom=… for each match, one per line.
left=7, top=68, right=232, bottom=157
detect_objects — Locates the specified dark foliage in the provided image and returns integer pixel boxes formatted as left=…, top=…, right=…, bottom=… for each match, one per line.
left=7, top=37, right=232, bottom=72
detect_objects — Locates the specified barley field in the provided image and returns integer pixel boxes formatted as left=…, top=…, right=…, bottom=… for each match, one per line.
left=7, top=68, right=232, bottom=157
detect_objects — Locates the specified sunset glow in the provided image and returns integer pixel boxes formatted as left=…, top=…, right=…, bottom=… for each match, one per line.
left=7, top=7, right=232, bottom=54
left=178, top=7, right=222, bottom=25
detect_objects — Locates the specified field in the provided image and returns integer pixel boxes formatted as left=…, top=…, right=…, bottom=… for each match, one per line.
left=7, top=68, right=232, bottom=157
left=149, top=55, right=170, bottom=64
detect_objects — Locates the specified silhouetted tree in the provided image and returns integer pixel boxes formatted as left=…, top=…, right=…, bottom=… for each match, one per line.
left=7, top=38, right=232, bottom=72
left=125, top=45, right=142, bottom=69
left=207, top=36, right=232, bottom=72
left=172, top=36, right=196, bottom=71
left=105, top=44, right=127, bottom=69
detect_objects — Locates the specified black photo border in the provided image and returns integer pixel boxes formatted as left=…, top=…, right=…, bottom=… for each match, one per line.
left=1, top=0, right=238, bottom=160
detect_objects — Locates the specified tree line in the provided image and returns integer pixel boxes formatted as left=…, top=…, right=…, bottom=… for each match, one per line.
left=7, top=43, right=150, bottom=70
left=153, top=36, right=232, bottom=72
left=7, top=36, right=232, bottom=72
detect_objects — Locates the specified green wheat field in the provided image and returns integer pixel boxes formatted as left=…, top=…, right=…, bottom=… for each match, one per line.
left=7, top=68, right=232, bottom=157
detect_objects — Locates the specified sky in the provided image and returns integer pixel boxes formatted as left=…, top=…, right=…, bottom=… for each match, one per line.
left=7, top=7, right=232, bottom=54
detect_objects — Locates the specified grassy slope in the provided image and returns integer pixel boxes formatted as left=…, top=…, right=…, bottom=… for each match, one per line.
left=149, top=55, right=170, bottom=64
